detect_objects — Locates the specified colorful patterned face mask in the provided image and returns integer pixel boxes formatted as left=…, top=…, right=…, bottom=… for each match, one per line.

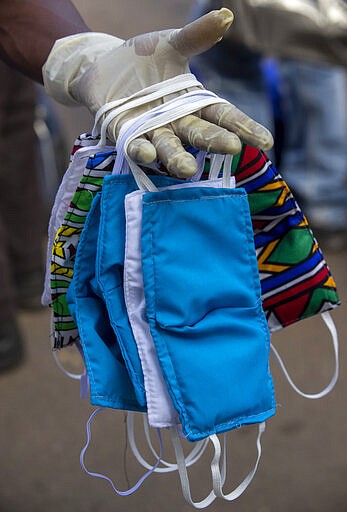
left=229, top=145, right=340, bottom=331
left=42, top=136, right=116, bottom=346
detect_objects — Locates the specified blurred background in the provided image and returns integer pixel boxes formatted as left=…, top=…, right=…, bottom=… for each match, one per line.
left=1, top=1, right=347, bottom=511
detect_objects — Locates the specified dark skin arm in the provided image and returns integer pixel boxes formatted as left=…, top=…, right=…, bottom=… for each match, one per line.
left=0, top=0, right=90, bottom=82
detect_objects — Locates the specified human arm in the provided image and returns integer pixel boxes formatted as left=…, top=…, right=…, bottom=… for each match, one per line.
left=0, top=0, right=89, bottom=82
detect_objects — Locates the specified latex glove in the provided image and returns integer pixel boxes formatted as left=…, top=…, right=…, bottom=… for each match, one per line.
left=43, top=9, right=273, bottom=177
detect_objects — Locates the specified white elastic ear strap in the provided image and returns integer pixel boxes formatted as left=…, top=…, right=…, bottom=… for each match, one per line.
left=190, top=150, right=207, bottom=182
left=93, top=74, right=204, bottom=147
left=169, top=427, right=225, bottom=509
left=223, top=155, right=234, bottom=188
left=118, top=89, right=229, bottom=191
left=127, top=409, right=262, bottom=508
left=210, top=423, right=265, bottom=501
left=127, top=412, right=208, bottom=473
left=208, top=153, right=233, bottom=188
left=92, top=73, right=204, bottom=136
left=52, top=349, right=84, bottom=381
left=93, top=74, right=232, bottom=192
left=209, top=154, right=225, bottom=181
left=142, top=415, right=207, bottom=469
left=271, top=311, right=339, bottom=399
left=170, top=423, right=265, bottom=508
left=80, top=408, right=162, bottom=496
left=127, top=413, right=235, bottom=509
left=93, top=75, right=229, bottom=188
left=93, top=78, right=200, bottom=191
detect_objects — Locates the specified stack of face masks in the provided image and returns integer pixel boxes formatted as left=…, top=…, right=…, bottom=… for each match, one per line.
left=43, top=78, right=340, bottom=508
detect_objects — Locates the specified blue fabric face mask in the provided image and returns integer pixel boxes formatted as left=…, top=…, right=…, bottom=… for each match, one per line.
left=95, top=173, right=183, bottom=408
left=139, top=183, right=276, bottom=441
left=66, top=193, right=144, bottom=411
left=94, top=174, right=147, bottom=407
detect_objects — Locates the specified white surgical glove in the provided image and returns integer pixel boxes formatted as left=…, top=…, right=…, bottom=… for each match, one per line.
left=43, top=9, right=273, bottom=177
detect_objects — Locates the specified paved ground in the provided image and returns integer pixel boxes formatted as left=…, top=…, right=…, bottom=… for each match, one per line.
left=1, top=2, right=347, bottom=511
left=2, top=247, right=346, bottom=512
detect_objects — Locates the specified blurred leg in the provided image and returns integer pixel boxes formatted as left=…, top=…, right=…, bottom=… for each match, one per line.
left=279, top=59, right=347, bottom=232
left=0, top=63, right=24, bottom=370
left=0, top=61, right=45, bottom=309
left=0, top=61, right=45, bottom=370
left=0, top=215, right=15, bottom=319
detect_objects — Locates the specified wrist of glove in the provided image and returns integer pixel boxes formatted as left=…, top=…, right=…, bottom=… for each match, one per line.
left=43, top=9, right=274, bottom=177
left=43, top=32, right=125, bottom=107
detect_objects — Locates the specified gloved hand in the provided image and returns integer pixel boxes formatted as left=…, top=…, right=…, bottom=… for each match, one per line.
left=43, top=8, right=273, bottom=177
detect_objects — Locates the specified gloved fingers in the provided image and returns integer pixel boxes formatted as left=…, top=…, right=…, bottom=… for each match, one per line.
left=170, top=8, right=234, bottom=59
left=147, top=125, right=198, bottom=178
left=107, top=106, right=159, bottom=164
left=201, top=103, right=274, bottom=151
left=171, top=114, right=242, bottom=155
left=127, top=136, right=157, bottom=165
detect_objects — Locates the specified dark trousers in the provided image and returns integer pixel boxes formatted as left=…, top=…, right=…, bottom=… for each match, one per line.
left=0, top=61, right=44, bottom=319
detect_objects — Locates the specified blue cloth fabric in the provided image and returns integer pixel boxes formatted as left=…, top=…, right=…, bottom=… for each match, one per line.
left=278, top=58, right=347, bottom=229
left=140, top=185, right=276, bottom=441
left=66, top=194, right=144, bottom=411
left=95, top=174, right=180, bottom=407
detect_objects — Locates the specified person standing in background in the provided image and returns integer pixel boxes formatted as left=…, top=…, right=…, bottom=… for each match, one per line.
left=0, top=61, right=45, bottom=372
left=191, top=0, right=347, bottom=249
left=276, top=57, right=347, bottom=249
